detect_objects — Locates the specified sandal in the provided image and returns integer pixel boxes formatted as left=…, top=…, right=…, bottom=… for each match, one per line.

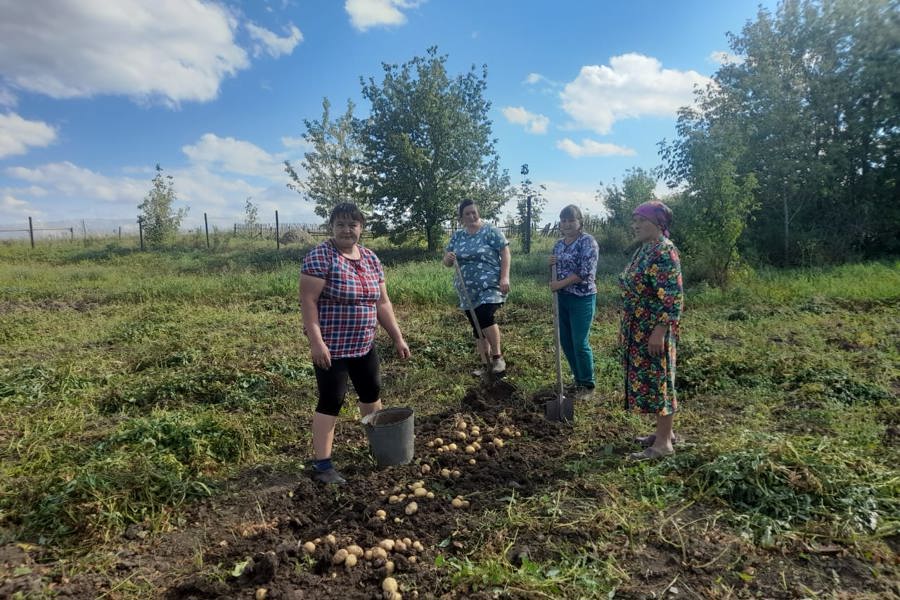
left=634, top=433, right=679, bottom=447
left=628, top=447, right=674, bottom=461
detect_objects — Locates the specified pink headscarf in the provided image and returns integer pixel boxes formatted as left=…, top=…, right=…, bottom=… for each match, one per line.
left=633, top=201, right=673, bottom=238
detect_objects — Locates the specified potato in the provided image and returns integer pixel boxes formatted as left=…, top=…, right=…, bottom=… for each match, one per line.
left=456, top=419, right=467, bottom=430
left=379, top=539, right=395, bottom=551
left=451, top=497, right=464, bottom=508
left=433, top=438, right=443, bottom=446
left=375, top=509, right=387, bottom=520
left=454, top=430, right=467, bottom=440
left=385, top=560, right=395, bottom=575
left=332, top=548, right=348, bottom=564
left=412, top=541, right=424, bottom=552
left=436, top=446, right=445, bottom=454
left=372, top=546, right=388, bottom=560
left=426, top=441, right=434, bottom=448
left=408, top=555, right=418, bottom=564
left=426, top=491, right=435, bottom=499
left=382, top=577, right=399, bottom=593
left=394, top=517, right=401, bottom=523
left=462, top=500, right=470, bottom=509
left=255, top=588, right=268, bottom=600
left=388, top=495, right=401, bottom=504
left=325, top=534, right=337, bottom=545
left=440, top=468, right=451, bottom=478
left=394, top=540, right=407, bottom=552
left=403, top=537, right=412, bottom=546
left=464, top=445, right=476, bottom=454
left=409, top=481, right=423, bottom=490
left=451, top=470, right=461, bottom=478
left=470, top=427, right=480, bottom=436
left=515, top=431, right=522, bottom=437
left=468, top=459, right=476, bottom=465
left=302, top=541, right=316, bottom=554
left=493, top=437, right=504, bottom=448
left=364, top=549, right=373, bottom=560
left=447, top=443, right=458, bottom=451
left=405, top=501, right=418, bottom=515
left=345, top=553, right=358, bottom=568
left=413, top=487, right=427, bottom=497
left=420, top=464, right=431, bottom=474
left=502, top=427, right=513, bottom=437
left=347, top=544, right=364, bottom=557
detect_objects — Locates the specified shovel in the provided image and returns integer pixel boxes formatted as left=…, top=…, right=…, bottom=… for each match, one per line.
left=454, top=261, right=493, bottom=378
left=545, top=265, right=574, bottom=423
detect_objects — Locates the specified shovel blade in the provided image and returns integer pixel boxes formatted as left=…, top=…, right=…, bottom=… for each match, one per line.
left=544, top=395, right=574, bottom=423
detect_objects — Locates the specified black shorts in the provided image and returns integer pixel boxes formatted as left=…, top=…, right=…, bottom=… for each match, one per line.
left=313, top=348, right=381, bottom=416
left=461, top=303, right=502, bottom=338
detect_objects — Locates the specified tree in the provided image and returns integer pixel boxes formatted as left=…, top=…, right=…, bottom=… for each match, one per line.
left=137, top=165, right=187, bottom=248
left=285, top=98, right=369, bottom=220
left=359, top=47, right=510, bottom=250
left=597, top=167, right=656, bottom=227
left=243, top=197, right=258, bottom=227
left=515, top=164, right=546, bottom=254
left=660, top=0, right=899, bottom=264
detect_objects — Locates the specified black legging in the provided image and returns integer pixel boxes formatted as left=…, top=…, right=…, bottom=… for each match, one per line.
left=313, top=348, right=381, bottom=416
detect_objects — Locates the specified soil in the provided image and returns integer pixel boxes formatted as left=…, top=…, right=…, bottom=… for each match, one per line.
left=1, top=380, right=897, bottom=599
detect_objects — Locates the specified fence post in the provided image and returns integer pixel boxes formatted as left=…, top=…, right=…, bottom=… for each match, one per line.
left=70, top=227, right=74, bottom=241
left=524, top=196, right=532, bottom=254
left=81, top=219, right=87, bottom=242
left=138, top=218, right=144, bottom=251
left=27, top=216, right=34, bottom=248
left=118, top=226, right=121, bottom=240
left=204, top=212, right=210, bottom=249
left=275, top=210, right=280, bottom=250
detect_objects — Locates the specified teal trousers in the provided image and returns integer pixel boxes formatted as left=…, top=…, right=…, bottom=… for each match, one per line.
left=557, top=292, right=596, bottom=387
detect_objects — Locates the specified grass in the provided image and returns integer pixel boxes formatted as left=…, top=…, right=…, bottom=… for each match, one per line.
left=1, top=235, right=898, bottom=597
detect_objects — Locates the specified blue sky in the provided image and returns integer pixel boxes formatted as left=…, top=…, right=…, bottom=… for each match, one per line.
left=0, top=0, right=776, bottom=233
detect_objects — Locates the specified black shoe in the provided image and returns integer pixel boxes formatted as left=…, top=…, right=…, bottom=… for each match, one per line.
left=312, top=467, right=346, bottom=485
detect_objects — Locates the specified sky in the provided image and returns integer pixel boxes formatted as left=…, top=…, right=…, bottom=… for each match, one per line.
left=0, top=0, right=777, bottom=235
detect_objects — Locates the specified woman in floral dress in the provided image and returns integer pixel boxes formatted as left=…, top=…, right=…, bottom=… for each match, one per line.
left=443, top=199, right=511, bottom=375
left=619, top=200, right=684, bottom=460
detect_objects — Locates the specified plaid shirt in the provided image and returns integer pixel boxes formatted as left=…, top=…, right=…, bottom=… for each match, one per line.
left=301, top=240, right=384, bottom=359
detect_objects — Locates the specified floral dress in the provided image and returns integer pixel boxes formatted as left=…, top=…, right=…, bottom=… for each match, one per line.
left=619, top=237, right=684, bottom=414
left=446, top=224, right=509, bottom=308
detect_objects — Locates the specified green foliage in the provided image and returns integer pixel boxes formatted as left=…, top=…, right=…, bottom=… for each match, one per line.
left=285, top=98, right=369, bottom=220
left=242, top=197, right=259, bottom=231
left=514, top=164, right=547, bottom=254
left=137, top=165, right=188, bottom=249
left=359, top=46, right=511, bottom=250
left=660, top=0, right=899, bottom=265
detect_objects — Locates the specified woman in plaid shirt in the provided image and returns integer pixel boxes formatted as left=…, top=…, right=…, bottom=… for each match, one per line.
left=300, top=203, right=410, bottom=484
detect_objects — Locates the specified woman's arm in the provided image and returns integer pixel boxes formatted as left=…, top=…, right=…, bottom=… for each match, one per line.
left=499, top=245, right=511, bottom=294
left=376, top=282, right=411, bottom=359
left=300, top=275, right=331, bottom=368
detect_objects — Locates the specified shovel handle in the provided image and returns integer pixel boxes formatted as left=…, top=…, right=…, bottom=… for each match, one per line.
left=551, top=265, right=565, bottom=402
left=455, top=261, right=490, bottom=366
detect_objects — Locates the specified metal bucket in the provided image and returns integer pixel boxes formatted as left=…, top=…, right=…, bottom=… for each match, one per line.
left=363, top=407, right=415, bottom=467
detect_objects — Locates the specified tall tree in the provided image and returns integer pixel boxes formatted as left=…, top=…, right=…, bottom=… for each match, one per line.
left=359, top=47, right=510, bottom=250
left=137, top=165, right=187, bottom=248
left=597, top=167, right=656, bottom=227
left=661, top=0, right=899, bottom=264
left=285, top=98, right=369, bottom=220
left=515, top=163, right=547, bottom=253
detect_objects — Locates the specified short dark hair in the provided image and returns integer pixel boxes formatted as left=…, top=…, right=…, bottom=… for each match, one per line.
left=559, top=204, right=583, bottom=226
left=329, top=203, right=366, bottom=226
left=458, top=199, right=477, bottom=219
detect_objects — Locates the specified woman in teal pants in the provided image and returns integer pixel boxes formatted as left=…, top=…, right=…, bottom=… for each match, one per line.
left=548, top=205, right=599, bottom=396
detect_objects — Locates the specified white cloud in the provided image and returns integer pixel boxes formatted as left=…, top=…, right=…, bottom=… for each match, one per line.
left=0, top=0, right=249, bottom=106
left=503, top=180, right=604, bottom=225
left=247, top=22, right=303, bottom=58
left=5, top=162, right=146, bottom=204
left=182, top=133, right=286, bottom=179
left=556, top=138, right=636, bottom=158
left=281, top=135, right=312, bottom=150
left=0, top=88, right=16, bottom=108
left=501, top=106, right=550, bottom=134
left=0, top=112, right=57, bottom=158
left=709, top=50, right=744, bottom=66
left=345, top=0, right=424, bottom=31
left=560, top=53, right=710, bottom=134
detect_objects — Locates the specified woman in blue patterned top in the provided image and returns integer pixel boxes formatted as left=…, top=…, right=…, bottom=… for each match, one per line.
left=443, top=199, right=511, bottom=375
left=549, top=205, right=599, bottom=396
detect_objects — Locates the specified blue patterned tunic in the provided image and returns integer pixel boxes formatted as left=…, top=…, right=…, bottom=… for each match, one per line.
left=446, top=224, right=509, bottom=308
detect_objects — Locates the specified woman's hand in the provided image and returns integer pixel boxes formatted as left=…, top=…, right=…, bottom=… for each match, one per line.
left=443, top=251, right=456, bottom=267
left=310, top=340, right=332, bottom=369
left=548, top=255, right=557, bottom=266
left=394, top=338, right=411, bottom=359
left=499, top=276, right=510, bottom=294
left=648, top=324, right=667, bottom=357
left=549, top=280, right=564, bottom=292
